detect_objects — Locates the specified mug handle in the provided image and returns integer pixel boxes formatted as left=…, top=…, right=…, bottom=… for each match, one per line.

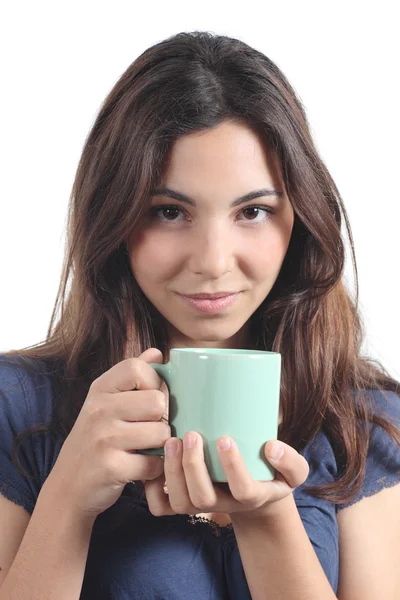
left=136, top=361, right=171, bottom=456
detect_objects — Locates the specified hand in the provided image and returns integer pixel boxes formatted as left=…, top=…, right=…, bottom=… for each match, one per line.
left=45, top=348, right=170, bottom=521
left=144, top=432, right=310, bottom=519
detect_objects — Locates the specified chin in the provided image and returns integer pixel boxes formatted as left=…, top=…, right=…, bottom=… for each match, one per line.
left=168, top=319, right=248, bottom=344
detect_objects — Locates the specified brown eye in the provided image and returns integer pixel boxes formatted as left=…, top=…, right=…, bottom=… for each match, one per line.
left=150, top=205, right=185, bottom=222
left=243, top=207, right=260, bottom=220
left=238, top=206, right=274, bottom=224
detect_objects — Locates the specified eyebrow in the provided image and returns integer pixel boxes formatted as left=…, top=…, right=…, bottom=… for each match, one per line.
left=150, top=187, right=284, bottom=208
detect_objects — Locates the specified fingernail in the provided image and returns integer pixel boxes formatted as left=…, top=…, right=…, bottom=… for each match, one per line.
left=267, top=442, right=284, bottom=461
left=165, top=438, right=179, bottom=456
left=183, top=432, right=197, bottom=449
left=218, top=437, right=231, bottom=451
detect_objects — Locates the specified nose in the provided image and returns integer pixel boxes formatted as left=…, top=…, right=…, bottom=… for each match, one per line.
left=187, top=224, right=235, bottom=278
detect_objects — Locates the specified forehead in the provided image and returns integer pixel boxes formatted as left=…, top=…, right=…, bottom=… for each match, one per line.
left=162, top=121, right=283, bottom=187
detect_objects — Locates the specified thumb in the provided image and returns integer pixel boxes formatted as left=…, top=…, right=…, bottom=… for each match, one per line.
left=138, top=347, right=164, bottom=364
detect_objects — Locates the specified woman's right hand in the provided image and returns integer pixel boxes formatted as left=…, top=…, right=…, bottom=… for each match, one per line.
left=44, top=348, right=171, bottom=522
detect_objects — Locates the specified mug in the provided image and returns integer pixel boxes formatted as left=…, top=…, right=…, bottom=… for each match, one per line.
left=137, top=347, right=281, bottom=482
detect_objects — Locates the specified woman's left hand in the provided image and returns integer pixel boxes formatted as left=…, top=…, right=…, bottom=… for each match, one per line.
left=143, top=432, right=310, bottom=519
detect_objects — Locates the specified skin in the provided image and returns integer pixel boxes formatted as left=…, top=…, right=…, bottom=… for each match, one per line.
left=127, top=120, right=303, bottom=525
left=127, top=119, right=295, bottom=350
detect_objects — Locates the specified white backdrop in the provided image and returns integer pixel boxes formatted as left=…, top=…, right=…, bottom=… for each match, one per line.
left=1, top=0, right=399, bottom=379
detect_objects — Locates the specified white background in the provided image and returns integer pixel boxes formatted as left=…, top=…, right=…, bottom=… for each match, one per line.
left=1, top=1, right=399, bottom=379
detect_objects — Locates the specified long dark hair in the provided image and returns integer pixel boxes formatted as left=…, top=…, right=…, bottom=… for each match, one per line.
left=2, top=31, right=399, bottom=522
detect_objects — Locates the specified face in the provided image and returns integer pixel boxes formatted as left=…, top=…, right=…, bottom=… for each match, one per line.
left=127, top=120, right=294, bottom=350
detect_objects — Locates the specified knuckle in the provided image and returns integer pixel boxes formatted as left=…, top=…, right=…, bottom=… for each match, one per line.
left=128, top=358, right=145, bottom=390
left=148, top=502, right=166, bottom=517
left=164, top=460, right=182, bottom=476
left=102, top=454, right=120, bottom=479
left=150, top=391, right=166, bottom=419
left=161, top=422, right=172, bottom=439
left=169, top=500, right=189, bottom=514
left=86, top=396, right=108, bottom=422
left=182, top=453, right=197, bottom=469
left=146, top=457, right=164, bottom=479
left=96, top=431, right=118, bottom=451
left=190, top=494, right=213, bottom=511
left=89, top=376, right=102, bottom=394
left=233, top=487, right=259, bottom=505
left=302, top=456, right=310, bottom=475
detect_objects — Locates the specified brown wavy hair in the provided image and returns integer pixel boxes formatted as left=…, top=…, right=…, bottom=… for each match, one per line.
left=2, top=31, right=399, bottom=521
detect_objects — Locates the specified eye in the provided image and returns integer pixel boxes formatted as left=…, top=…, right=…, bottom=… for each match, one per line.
left=149, top=204, right=275, bottom=225
left=150, top=205, right=186, bottom=223
left=239, top=206, right=274, bottom=224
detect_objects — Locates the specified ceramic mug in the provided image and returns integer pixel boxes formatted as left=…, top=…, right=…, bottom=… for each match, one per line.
left=137, top=347, right=281, bottom=482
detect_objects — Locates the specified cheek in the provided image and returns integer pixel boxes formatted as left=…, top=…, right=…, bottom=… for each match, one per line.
left=263, top=210, right=294, bottom=267
left=128, top=232, right=178, bottom=281
left=250, top=227, right=292, bottom=273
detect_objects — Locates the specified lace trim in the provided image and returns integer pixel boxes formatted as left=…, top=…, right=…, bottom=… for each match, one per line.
left=131, top=481, right=234, bottom=539
left=161, top=481, right=234, bottom=537
left=186, top=513, right=234, bottom=537
left=336, top=476, right=400, bottom=511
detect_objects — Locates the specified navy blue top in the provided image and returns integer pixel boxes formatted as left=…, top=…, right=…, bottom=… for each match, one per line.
left=1, top=355, right=400, bottom=598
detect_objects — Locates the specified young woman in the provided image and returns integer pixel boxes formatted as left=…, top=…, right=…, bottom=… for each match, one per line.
left=0, top=31, right=399, bottom=600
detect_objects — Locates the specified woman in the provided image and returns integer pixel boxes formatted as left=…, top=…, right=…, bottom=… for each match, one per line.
left=0, top=30, right=399, bottom=599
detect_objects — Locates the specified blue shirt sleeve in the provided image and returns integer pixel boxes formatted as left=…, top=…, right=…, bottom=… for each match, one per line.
left=0, top=356, right=56, bottom=515
left=337, top=389, right=400, bottom=511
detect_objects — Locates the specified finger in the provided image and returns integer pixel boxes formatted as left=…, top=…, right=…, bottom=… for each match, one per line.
left=166, top=434, right=249, bottom=514
left=216, top=436, right=265, bottom=507
left=180, top=433, right=218, bottom=511
left=90, top=350, right=164, bottom=394
left=144, top=473, right=175, bottom=517
left=164, top=437, right=198, bottom=513
left=217, top=437, right=298, bottom=508
left=138, top=347, right=164, bottom=363
left=139, top=349, right=169, bottom=423
left=264, top=440, right=310, bottom=488
left=123, top=454, right=164, bottom=481
left=112, top=420, right=171, bottom=450
left=108, top=389, right=167, bottom=422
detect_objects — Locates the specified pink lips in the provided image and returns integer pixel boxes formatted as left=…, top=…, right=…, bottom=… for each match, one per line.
left=178, top=293, right=240, bottom=313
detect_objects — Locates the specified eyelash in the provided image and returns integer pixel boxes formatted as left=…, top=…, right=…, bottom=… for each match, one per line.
left=149, top=204, right=275, bottom=226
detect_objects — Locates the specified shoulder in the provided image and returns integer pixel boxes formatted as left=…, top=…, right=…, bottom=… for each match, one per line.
left=367, top=388, right=400, bottom=463
left=0, top=354, right=60, bottom=513
left=357, top=387, right=400, bottom=424
left=295, top=385, right=400, bottom=515
left=0, top=354, right=56, bottom=424
left=337, top=388, right=400, bottom=512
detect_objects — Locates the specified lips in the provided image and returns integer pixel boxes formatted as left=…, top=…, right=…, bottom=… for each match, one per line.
left=178, top=292, right=241, bottom=314
left=182, top=292, right=237, bottom=299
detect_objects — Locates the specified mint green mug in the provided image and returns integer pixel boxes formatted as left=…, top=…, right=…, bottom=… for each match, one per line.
left=137, top=348, right=281, bottom=482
